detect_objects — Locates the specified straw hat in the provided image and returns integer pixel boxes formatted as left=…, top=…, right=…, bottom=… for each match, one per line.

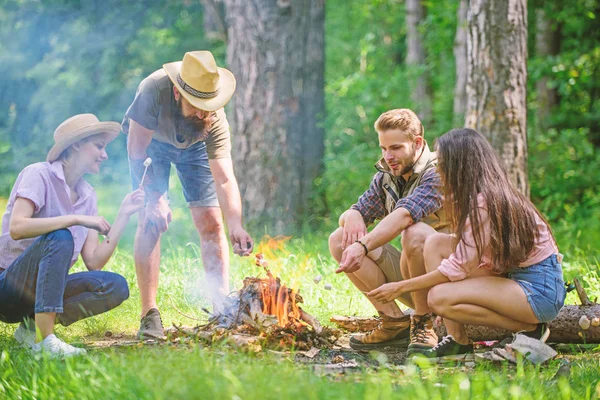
left=46, top=114, right=121, bottom=162
left=163, top=51, right=236, bottom=112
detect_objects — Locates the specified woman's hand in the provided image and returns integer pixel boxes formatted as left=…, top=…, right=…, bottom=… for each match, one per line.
left=77, top=215, right=111, bottom=235
left=118, top=188, right=146, bottom=217
left=336, top=242, right=366, bottom=273
left=368, top=281, right=407, bottom=303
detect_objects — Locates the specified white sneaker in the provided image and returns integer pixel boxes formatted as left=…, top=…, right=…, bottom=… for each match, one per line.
left=14, top=323, right=36, bottom=349
left=31, top=334, right=87, bottom=358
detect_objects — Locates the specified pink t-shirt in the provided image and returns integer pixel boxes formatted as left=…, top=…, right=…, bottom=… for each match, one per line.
left=0, top=161, right=97, bottom=270
left=438, top=194, right=559, bottom=281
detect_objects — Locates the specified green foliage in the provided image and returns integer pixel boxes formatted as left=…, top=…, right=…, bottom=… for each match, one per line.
left=0, top=0, right=599, bottom=256
left=317, top=0, right=457, bottom=222
left=530, top=128, right=600, bottom=253
left=0, top=0, right=222, bottom=193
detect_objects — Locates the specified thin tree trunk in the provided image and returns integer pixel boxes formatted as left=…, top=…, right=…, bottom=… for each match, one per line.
left=453, top=0, right=468, bottom=125
left=465, top=0, right=529, bottom=196
left=223, top=0, right=325, bottom=232
left=406, top=0, right=433, bottom=125
left=535, top=7, right=561, bottom=131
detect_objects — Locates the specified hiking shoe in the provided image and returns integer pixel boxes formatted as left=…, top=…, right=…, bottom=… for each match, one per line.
left=137, top=308, right=165, bottom=340
left=31, top=334, right=86, bottom=358
left=349, top=313, right=410, bottom=350
left=420, top=335, right=474, bottom=362
left=406, top=313, right=438, bottom=356
left=14, top=322, right=36, bottom=349
left=521, top=323, right=550, bottom=343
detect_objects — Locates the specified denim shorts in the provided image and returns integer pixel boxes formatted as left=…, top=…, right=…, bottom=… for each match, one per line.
left=140, top=139, right=219, bottom=208
left=508, top=254, right=566, bottom=323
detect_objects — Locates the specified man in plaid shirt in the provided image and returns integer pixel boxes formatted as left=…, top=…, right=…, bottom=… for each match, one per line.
left=330, top=109, right=449, bottom=354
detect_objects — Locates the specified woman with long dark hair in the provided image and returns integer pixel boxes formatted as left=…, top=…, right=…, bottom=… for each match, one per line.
left=368, top=128, right=565, bottom=361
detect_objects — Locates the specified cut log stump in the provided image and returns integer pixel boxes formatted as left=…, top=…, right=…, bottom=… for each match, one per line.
left=331, top=305, right=600, bottom=343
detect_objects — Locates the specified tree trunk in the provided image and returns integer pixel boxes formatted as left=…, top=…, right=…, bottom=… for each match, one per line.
left=406, top=0, right=433, bottom=125
left=453, top=0, right=468, bottom=125
left=200, top=0, right=227, bottom=42
left=223, top=0, right=325, bottom=232
left=535, top=7, right=561, bottom=131
left=465, top=0, right=529, bottom=196
left=331, top=304, right=600, bottom=343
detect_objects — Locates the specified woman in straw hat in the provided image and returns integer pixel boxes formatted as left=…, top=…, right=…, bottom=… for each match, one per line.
left=0, top=114, right=144, bottom=357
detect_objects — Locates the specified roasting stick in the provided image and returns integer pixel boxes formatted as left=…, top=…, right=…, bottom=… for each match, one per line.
left=107, top=157, right=152, bottom=245
left=139, top=157, right=153, bottom=187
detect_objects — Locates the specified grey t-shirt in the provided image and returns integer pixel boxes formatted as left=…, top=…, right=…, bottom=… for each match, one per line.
left=122, top=69, right=231, bottom=159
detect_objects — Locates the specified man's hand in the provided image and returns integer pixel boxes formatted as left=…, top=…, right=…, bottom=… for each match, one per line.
left=336, top=241, right=366, bottom=274
left=368, top=281, right=407, bottom=304
left=143, top=197, right=172, bottom=234
left=341, top=210, right=367, bottom=250
left=118, top=188, right=145, bottom=217
left=229, top=226, right=253, bottom=256
left=77, top=216, right=111, bottom=236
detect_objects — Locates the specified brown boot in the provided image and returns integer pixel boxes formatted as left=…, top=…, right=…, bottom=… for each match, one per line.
left=406, top=313, right=438, bottom=355
left=349, top=313, right=411, bottom=350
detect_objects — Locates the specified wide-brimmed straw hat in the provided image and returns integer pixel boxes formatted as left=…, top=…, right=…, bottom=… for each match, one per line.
left=163, top=51, right=236, bottom=112
left=46, top=114, right=121, bottom=162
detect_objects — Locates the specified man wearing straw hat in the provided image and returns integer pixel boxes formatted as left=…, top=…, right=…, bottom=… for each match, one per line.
left=122, top=51, right=253, bottom=339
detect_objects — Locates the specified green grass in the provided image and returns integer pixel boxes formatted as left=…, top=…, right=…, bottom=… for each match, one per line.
left=1, top=181, right=600, bottom=398
left=0, top=344, right=599, bottom=399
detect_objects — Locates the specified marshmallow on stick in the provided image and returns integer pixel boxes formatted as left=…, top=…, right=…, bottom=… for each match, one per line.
left=139, top=157, right=152, bottom=187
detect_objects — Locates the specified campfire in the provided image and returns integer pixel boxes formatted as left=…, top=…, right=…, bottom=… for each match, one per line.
left=169, top=251, right=339, bottom=351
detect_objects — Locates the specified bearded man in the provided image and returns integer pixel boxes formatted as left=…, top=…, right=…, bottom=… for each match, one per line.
left=122, top=51, right=253, bottom=339
left=331, top=108, right=449, bottom=355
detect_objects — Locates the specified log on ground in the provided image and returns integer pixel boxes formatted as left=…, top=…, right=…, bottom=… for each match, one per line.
left=331, top=305, right=600, bottom=343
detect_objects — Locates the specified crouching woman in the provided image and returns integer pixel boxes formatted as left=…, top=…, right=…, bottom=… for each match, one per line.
left=368, top=128, right=566, bottom=361
left=0, top=114, right=144, bottom=357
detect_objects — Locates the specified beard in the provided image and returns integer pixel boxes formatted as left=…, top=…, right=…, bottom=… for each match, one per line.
left=173, top=98, right=210, bottom=144
left=390, top=145, right=417, bottom=176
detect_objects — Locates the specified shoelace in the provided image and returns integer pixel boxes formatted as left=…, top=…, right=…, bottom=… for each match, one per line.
left=431, top=335, right=454, bottom=351
left=411, top=315, right=432, bottom=343
left=142, top=313, right=163, bottom=330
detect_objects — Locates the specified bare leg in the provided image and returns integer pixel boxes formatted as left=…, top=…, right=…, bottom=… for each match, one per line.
left=190, top=206, right=229, bottom=311
left=428, top=277, right=538, bottom=332
left=424, top=233, right=499, bottom=343
left=329, top=228, right=410, bottom=318
left=133, top=209, right=162, bottom=318
left=401, top=223, right=438, bottom=315
left=35, top=312, right=56, bottom=341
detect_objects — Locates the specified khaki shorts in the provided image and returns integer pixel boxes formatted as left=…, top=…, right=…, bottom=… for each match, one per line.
left=371, top=244, right=413, bottom=306
left=373, top=243, right=404, bottom=282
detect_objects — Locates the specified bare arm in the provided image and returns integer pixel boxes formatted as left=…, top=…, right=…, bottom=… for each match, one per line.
left=359, top=207, right=414, bottom=253
left=127, top=119, right=154, bottom=160
left=368, top=269, right=450, bottom=303
left=81, top=189, right=145, bottom=271
left=336, top=207, right=414, bottom=273
left=9, top=198, right=109, bottom=240
left=209, top=157, right=243, bottom=231
left=209, top=157, right=253, bottom=255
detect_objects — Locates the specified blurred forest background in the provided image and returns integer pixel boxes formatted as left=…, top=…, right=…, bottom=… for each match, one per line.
left=0, top=0, right=599, bottom=257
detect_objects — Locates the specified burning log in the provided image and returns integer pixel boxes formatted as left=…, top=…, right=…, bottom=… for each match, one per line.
left=332, top=304, right=600, bottom=343
left=174, top=254, right=339, bottom=350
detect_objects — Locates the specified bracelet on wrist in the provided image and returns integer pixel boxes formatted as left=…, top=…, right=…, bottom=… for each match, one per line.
left=356, top=240, right=369, bottom=255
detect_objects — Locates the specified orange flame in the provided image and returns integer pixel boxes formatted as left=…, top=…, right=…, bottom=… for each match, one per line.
left=256, top=253, right=301, bottom=327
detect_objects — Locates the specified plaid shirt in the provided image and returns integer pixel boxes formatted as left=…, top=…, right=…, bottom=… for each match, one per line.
left=350, top=167, right=443, bottom=226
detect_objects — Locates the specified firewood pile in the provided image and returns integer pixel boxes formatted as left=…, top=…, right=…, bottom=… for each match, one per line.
left=166, top=254, right=340, bottom=351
